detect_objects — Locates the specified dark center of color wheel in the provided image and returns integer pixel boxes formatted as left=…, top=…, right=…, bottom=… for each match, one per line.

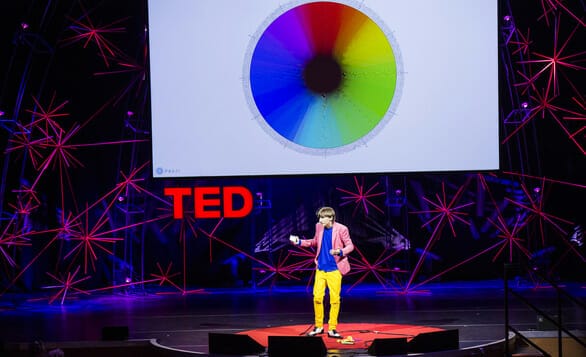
left=303, top=55, right=343, bottom=94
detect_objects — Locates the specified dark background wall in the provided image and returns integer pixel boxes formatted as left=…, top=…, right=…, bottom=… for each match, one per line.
left=0, top=0, right=584, bottom=296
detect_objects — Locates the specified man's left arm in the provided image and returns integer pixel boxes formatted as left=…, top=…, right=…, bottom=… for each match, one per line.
left=338, top=226, right=354, bottom=257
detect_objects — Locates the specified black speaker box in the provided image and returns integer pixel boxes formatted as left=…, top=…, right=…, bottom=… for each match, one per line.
left=101, top=326, right=129, bottom=341
left=208, top=333, right=265, bottom=355
left=537, top=314, right=558, bottom=330
left=408, top=329, right=459, bottom=353
left=268, top=335, right=327, bottom=357
left=367, top=337, right=408, bottom=356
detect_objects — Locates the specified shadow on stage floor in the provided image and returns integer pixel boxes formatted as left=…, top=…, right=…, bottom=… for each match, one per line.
left=1, top=280, right=584, bottom=356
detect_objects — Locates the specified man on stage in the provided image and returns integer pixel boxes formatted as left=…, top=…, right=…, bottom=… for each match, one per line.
left=290, top=206, right=354, bottom=338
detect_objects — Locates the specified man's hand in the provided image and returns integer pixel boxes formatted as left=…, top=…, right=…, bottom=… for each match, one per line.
left=329, top=249, right=341, bottom=256
left=289, top=235, right=300, bottom=245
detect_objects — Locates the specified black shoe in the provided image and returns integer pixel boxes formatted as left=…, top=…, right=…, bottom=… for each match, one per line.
left=328, top=329, right=342, bottom=338
left=307, top=327, right=324, bottom=336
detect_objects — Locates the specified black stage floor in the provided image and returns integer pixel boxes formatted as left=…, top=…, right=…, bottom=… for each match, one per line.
left=1, top=280, right=584, bottom=356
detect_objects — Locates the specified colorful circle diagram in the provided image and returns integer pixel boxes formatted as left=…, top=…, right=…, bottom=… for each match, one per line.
left=245, top=1, right=401, bottom=152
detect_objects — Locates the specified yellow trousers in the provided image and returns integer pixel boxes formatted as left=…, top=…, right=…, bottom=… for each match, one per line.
left=313, top=269, right=342, bottom=330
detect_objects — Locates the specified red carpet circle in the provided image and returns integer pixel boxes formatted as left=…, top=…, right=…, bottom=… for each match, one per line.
left=238, top=322, right=445, bottom=350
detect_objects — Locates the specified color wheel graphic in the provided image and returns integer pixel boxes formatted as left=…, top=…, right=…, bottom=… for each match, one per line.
left=245, top=1, right=401, bottom=152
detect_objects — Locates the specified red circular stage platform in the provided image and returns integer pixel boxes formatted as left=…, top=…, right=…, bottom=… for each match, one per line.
left=202, top=322, right=464, bottom=355
left=239, top=322, right=446, bottom=351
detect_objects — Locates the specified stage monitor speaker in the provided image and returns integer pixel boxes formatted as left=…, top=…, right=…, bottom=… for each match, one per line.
left=408, top=329, right=459, bottom=353
left=367, top=337, right=408, bottom=356
left=208, top=333, right=265, bottom=355
left=268, top=335, right=327, bottom=357
left=537, top=314, right=558, bottom=330
left=101, top=325, right=129, bottom=341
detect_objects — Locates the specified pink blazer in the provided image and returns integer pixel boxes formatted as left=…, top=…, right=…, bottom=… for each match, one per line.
left=300, top=222, right=354, bottom=275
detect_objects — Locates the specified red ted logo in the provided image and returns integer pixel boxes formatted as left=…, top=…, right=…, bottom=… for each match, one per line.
left=164, top=186, right=253, bottom=219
